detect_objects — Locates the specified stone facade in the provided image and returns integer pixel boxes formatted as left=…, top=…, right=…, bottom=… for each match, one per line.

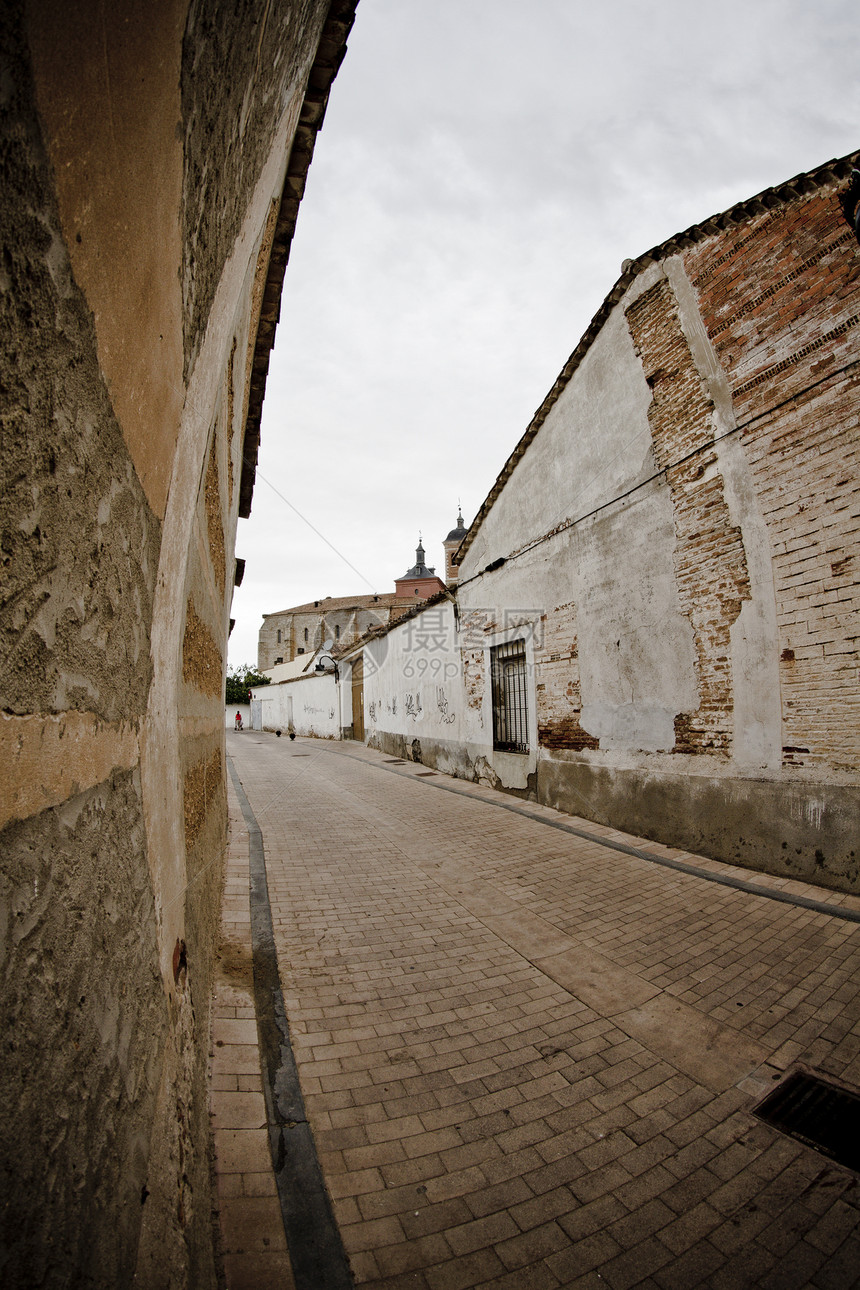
left=0, top=3, right=356, bottom=1284
left=258, top=593, right=401, bottom=670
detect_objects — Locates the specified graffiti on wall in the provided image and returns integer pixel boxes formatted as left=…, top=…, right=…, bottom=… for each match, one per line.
left=436, top=687, right=456, bottom=724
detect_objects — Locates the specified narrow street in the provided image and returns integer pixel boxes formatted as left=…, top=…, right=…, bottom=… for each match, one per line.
left=212, top=733, right=860, bottom=1290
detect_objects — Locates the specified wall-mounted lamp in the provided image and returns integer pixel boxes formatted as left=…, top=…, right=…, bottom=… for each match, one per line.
left=315, top=653, right=339, bottom=682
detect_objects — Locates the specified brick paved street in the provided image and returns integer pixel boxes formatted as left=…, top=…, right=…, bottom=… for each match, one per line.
left=214, top=734, right=860, bottom=1289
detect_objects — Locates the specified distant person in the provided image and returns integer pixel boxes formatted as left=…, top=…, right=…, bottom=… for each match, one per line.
left=234, top=711, right=243, bottom=730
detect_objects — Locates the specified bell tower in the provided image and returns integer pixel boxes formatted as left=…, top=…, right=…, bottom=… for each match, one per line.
left=443, top=506, right=468, bottom=586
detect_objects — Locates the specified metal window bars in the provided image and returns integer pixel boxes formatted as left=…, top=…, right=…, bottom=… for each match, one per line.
left=491, top=639, right=529, bottom=752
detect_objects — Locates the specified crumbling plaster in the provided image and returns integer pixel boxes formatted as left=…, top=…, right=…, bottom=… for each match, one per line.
left=664, top=255, right=782, bottom=769
left=459, top=293, right=701, bottom=759
left=449, top=171, right=859, bottom=887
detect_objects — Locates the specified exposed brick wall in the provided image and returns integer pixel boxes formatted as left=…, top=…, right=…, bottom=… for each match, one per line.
left=626, top=278, right=751, bottom=755
left=687, top=190, right=858, bottom=398
left=684, top=185, right=860, bottom=770
left=534, top=601, right=599, bottom=750
left=739, top=371, right=860, bottom=768
left=458, top=609, right=488, bottom=717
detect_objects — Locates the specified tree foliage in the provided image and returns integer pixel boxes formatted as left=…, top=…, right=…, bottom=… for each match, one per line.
left=225, top=664, right=271, bottom=706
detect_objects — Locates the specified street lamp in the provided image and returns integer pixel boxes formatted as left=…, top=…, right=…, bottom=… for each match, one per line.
left=315, top=653, right=339, bottom=682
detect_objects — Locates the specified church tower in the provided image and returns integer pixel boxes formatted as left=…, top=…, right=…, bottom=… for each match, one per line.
left=443, top=506, right=468, bottom=586
left=394, top=535, right=447, bottom=599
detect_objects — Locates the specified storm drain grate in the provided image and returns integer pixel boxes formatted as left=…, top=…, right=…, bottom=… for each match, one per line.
left=753, top=1070, right=860, bottom=1172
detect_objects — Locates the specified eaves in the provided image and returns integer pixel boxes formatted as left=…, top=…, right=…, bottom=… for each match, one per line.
left=239, top=1, right=359, bottom=519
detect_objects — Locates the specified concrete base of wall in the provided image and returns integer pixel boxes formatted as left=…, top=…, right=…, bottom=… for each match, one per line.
left=367, top=729, right=502, bottom=787
left=538, top=756, right=860, bottom=895
left=367, top=728, right=539, bottom=798
left=367, top=728, right=858, bottom=895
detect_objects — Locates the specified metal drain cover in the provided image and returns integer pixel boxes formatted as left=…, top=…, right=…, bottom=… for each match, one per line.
left=753, top=1070, right=860, bottom=1172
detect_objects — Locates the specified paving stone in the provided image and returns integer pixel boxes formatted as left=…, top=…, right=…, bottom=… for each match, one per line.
left=401, top=1198, right=473, bottom=1241
left=658, top=1201, right=724, bottom=1255
left=474, top=1261, right=562, bottom=1289
left=444, top=1209, right=520, bottom=1257
left=651, top=1238, right=726, bottom=1288
left=373, top=1232, right=453, bottom=1279
left=215, top=738, right=860, bottom=1288
left=494, top=1220, right=571, bottom=1270
left=809, top=1234, right=860, bottom=1288
left=706, top=1240, right=778, bottom=1288
left=598, top=1235, right=674, bottom=1289
left=425, top=1248, right=506, bottom=1290
left=545, top=1230, right=624, bottom=1280
left=220, top=1249, right=295, bottom=1290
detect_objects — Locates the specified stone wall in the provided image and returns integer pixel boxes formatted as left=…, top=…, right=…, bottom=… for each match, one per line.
left=0, top=2, right=352, bottom=1283
left=258, top=595, right=400, bottom=669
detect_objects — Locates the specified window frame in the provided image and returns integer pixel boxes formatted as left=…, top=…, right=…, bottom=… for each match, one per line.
left=490, top=638, right=529, bottom=753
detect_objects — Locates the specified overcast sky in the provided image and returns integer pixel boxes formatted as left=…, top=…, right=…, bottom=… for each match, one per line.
left=227, top=0, right=858, bottom=668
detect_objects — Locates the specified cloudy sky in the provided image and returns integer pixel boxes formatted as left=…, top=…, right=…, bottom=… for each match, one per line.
left=228, top=0, right=858, bottom=668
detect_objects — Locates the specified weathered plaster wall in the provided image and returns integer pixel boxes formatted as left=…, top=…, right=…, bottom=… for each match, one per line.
left=0, top=1, right=345, bottom=1283
left=225, top=703, right=252, bottom=729
left=455, top=168, right=859, bottom=890
left=364, top=603, right=470, bottom=763
left=359, top=602, right=536, bottom=792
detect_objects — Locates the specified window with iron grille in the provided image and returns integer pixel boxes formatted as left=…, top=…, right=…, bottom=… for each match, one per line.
left=491, top=639, right=529, bottom=752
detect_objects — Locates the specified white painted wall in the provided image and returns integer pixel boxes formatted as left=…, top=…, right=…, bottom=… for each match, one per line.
left=456, top=273, right=701, bottom=782
left=287, top=261, right=788, bottom=806
left=225, top=703, right=250, bottom=729
left=250, top=674, right=339, bottom=738
left=456, top=263, right=782, bottom=786
left=364, top=602, right=466, bottom=738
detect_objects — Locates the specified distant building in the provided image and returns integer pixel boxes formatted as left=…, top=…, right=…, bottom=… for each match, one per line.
left=258, top=593, right=400, bottom=671
left=443, top=508, right=468, bottom=585
left=394, top=536, right=448, bottom=599
left=259, top=525, right=458, bottom=670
